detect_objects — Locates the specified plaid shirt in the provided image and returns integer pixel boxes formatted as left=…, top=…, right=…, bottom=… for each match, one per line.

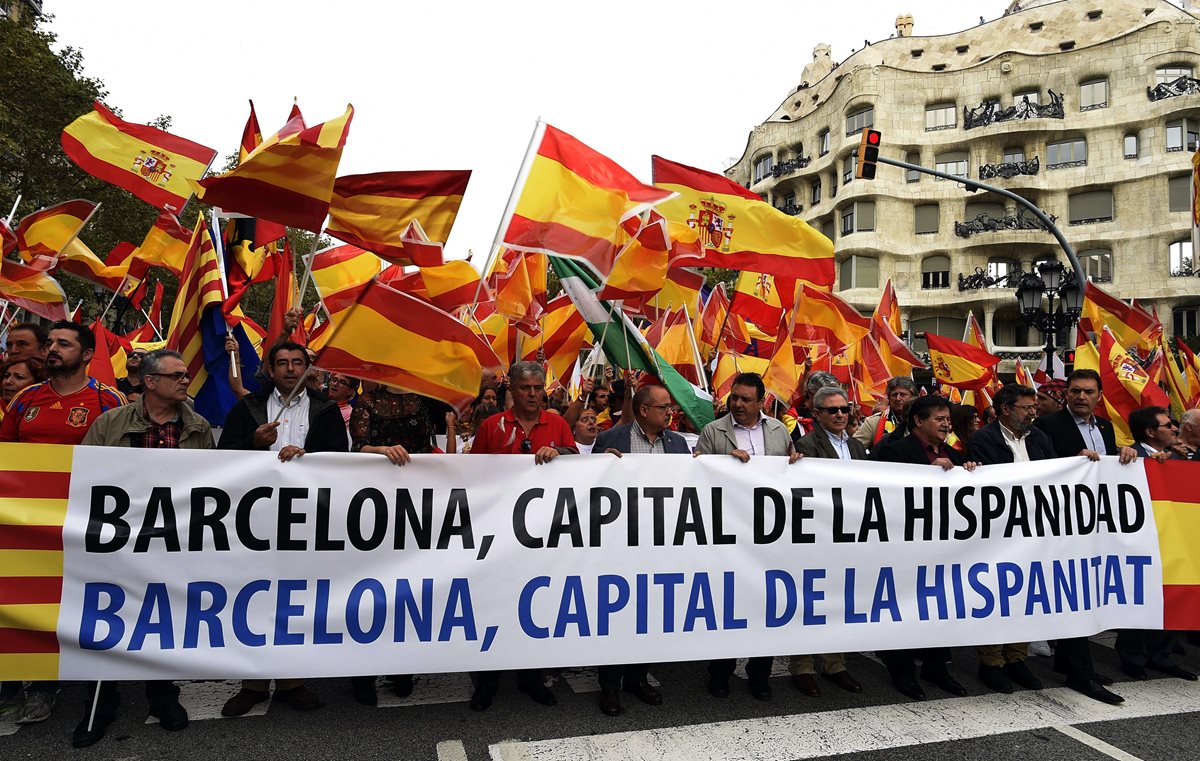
left=627, top=421, right=666, bottom=454
left=130, top=414, right=183, bottom=449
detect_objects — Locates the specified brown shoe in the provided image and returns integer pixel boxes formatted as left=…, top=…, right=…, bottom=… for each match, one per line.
left=823, top=670, right=863, bottom=693
left=221, top=688, right=269, bottom=717
left=599, top=687, right=623, bottom=716
left=273, top=685, right=323, bottom=711
left=623, top=681, right=662, bottom=706
left=791, top=673, right=821, bottom=697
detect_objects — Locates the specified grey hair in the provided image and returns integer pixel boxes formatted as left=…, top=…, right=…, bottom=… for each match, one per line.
left=140, top=349, right=185, bottom=378
left=811, top=386, right=848, bottom=409
left=886, top=376, right=918, bottom=395
left=1182, top=409, right=1200, bottom=427
left=804, top=371, right=841, bottom=397
left=508, top=360, right=546, bottom=386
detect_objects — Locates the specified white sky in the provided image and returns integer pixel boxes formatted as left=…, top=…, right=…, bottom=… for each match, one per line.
left=47, top=0, right=995, bottom=263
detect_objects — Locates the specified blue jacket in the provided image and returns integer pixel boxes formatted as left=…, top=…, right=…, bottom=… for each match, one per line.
left=593, top=422, right=691, bottom=454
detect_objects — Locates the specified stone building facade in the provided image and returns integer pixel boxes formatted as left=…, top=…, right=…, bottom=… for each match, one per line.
left=725, top=0, right=1200, bottom=361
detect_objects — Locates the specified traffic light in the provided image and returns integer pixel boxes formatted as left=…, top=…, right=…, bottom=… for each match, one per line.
left=855, top=129, right=881, bottom=180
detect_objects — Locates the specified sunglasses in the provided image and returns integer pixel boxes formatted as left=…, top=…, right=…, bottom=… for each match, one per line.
left=819, top=405, right=852, bottom=415
left=146, top=371, right=191, bottom=383
left=520, top=438, right=533, bottom=453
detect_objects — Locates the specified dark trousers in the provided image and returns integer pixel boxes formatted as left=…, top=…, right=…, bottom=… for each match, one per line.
left=28, top=680, right=58, bottom=695
left=598, top=663, right=649, bottom=691
left=708, top=656, right=772, bottom=684
left=1115, top=629, right=1178, bottom=669
left=880, top=648, right=951, bottom=681
left=85, top=680, right=178, bottom=714
left=471, top=669, right=543, bottom=693
left=1054, top=636, right=1096, bottom=686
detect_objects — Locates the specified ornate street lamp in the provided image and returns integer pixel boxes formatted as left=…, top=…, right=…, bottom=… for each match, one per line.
left=1015, top=260, right=1084, bottom=379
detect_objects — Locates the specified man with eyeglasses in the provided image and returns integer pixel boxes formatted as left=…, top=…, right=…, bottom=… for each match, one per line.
left=1128, top=405, right=1178, bottom=462
left=117, top=347, right=148, bottom=398
left=854, top=376, right=917, bottom=451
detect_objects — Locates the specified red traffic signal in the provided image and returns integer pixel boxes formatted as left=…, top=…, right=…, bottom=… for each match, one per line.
left=855, top=129, right=882, bottom=180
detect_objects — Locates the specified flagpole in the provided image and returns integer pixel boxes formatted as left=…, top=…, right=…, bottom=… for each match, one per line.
left=295, top=226, right=326, bottom=308
left=210, top=209, right=237, bottom=379
left=682, top=303, right=709, bottom=392
left=4, top=194, right=21, bottom=225
left=97, top=274, right=129, bottom=325
left=139, top=306, right=164, bottom=341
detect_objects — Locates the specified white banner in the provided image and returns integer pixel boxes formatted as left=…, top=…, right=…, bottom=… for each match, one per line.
left=53, top=449, right=1160, bottom=680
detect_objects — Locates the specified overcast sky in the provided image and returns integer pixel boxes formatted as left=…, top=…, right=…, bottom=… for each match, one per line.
left=48, top=1, right=994, bottom=263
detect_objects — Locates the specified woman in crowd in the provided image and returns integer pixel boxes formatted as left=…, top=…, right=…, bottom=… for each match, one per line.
left=0, top=356, right=46, bottom=423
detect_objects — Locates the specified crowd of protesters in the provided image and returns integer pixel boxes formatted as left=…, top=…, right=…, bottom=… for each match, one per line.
left=1, top=319, right=1198, bottom=746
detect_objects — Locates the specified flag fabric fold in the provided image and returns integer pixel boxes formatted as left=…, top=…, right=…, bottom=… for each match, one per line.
left=925, top=333, right=1000, bottom=391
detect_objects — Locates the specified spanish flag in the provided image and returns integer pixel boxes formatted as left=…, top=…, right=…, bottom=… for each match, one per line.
left=411, top=260, right=490, bottom=313
left=0, top=258, right=68, bottom=322
left=61, top=102, right=216, bottom=213
left=1013, top=357, right=1037, bottom=389
left=0, top=219, right=15, bottom=256
left=1080, top=281, right=1162, bottom=351
left=712, top=352, right=770, bottom=402
left=795, top=285, right=871, bottom=354
left=312, top=279, right=496, bottom=413
left=502, top=123, right=675, bottom=278
left=164, top=219, right=226, bottom=397
left=310, top=243, right=382, bottom=314
left=652, top=155, right=834, bottom=286
left=630, top=266, right=704, bottom=322
left=1176, top=338, right=1200, bottom=407
left=133, top=210, right=191, bottom=275
left=195, top=105, right=354, bottom=232
left=519, top=294, right=590, bottom=385
left=1095, top=327, right=1171, bottom=445
left=646, top=307, right=703, bottom=385
left=1145, top=461, right=1200, bottom=629
left=764, top=316, right=803, bottom=404
left=15, top=200, right=98, bottom=271
left=599, top=212, right=669, bottom=303
left=925, top=333, right=1000, bottom=391
left=489, top=249, right=546, bottom=329
left=730, top=271, right=796, bottom=330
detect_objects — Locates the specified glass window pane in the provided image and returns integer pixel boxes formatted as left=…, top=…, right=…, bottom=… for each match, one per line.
left=906, top=151, right=921, bottom=183
left=1124, top=134, right=1138, bottom=159
left=1003, top=147, right=1025, bottom=163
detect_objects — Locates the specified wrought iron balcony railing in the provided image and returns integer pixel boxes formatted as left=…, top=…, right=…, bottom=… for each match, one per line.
left=954, top=210, right=1056, bottom=238
left=1148, top=76, right=1200, bottom=102
left=963, top=90, right=1064, bottom=130
left=770, top=156, right=812, bottom=178
left=978, top=156, right=1040, bottom=181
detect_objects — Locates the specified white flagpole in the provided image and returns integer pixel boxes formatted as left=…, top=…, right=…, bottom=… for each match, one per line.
left=4, top=194, right=21, bottom=225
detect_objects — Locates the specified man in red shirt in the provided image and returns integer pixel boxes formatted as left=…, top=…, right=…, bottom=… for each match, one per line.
left=468, top=361, right=575, bottom=711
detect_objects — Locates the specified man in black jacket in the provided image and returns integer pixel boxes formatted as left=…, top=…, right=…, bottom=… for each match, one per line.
left=218, top=342, right=349, bottom=717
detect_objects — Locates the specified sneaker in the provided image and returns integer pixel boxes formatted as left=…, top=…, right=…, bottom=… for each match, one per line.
left=0, top=694, right=23, bottom=718
left=1028, top=640, right=1053, bottom=657
left=16, top=691, right=55, bottom=724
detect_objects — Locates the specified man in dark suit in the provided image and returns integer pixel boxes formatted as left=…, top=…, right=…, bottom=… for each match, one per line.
left=1128, top=406, right=1176, bottom=461
left=869, top=395, right=974, bottom=700
left=1033, top=369, right=1136, bottom=705
left=591, top=382, right=686, bottom=716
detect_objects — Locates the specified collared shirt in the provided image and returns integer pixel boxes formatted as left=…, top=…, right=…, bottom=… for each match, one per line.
left=999, top=422, right=1030, bottom=463
left=731, top=413, right=767, bottom=456
left=1071, top=412, right=1109, bottom=455
left=0, top=378, right=125, bottom=445
left=628, top=421, right=666, bottom=454
left=130, top=401, right=183, bottom=449
left=913, top=431, right=952, bottom=464
left=267, top=388, right=311, bottom=451
left=823, top=426, right=853, bottom=460
left=470, top=409, right=576, bottom=454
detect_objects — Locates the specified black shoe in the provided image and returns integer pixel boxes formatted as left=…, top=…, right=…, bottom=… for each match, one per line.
left=978, top=665, right=1013, bottom=694
left=892, top=678, right=926, bottom=701
left=1004, top=661, right=1043, bottom=690
left=623, top=681, right=662, bottom=706
left=518, top=680, right=557, bottom=706
left=148, top=699, right=188, bottom=731
left=748, top=679, right=772, bottom=701
left=708, top=675, right=730, bottom=698
left=790, top=673, right=820, bottom=697
left=1067, top=680, right=1123, bottom=705
left=391, top=674, right=414, bottom=698
left=1093, top=672, right=1114, bottom=686
left=922, top=666, right=968, bottom=697
left=1148, top=663, right=1198, bottom=681
left=469, top=684, right=495, bottom=712
left=72, top=702, right=117, bottom=749
left=599, top=688, right=623, bottom=716
left=351, top=679, right=378, bottom=706
left=1120, top=664, right=1148, bottom=681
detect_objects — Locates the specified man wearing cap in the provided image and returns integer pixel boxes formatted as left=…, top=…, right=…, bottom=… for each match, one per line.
left=1035, top=379, right=1066, bottom=418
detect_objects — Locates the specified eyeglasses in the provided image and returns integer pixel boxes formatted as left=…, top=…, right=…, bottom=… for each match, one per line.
left=328, top=377, right=354, bottom=388
left=147, top=371, right=190, bottom=383
left=819, top=405, right=852, bottom=415
left=1012, top=404, right=1038, bottom=413
left=644, top=403, right=673, bottom=411
left=519, top=438, right=533, bottom=453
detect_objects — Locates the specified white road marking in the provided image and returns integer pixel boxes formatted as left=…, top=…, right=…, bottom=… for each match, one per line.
left=145, top=680, right=268, bottom=723
left=436, top=739, right=470, bottom=761
left=487, top=679, right=1200, bottom=761
left=377, top=674, right=474, bottom=708
left=1052, top=725, right=1146, bottom=761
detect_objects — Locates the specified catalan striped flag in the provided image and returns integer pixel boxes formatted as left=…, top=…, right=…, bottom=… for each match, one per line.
left=0, top=258, right=69, bottom=322
left=1145, top=461, right=1200, bottom=629
left=61, top=102, right=216, bottom=212
left=164, top=219, right=225, bottom=397
left=925, top=333, right=1000, bottom=391
left=501, top=123, right=675, bottom=278
left=194, top=105, right=354, bottom=232
left=310, top=243, right=382, bottom=314
left=0, top=443, right=72, bottom=680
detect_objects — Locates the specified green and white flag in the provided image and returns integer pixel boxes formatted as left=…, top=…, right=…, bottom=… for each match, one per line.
left=551, top=255, right=714, bottom=431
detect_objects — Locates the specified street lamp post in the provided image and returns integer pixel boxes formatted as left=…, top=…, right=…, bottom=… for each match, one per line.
left=1015, top=260, right=1085, bottom=380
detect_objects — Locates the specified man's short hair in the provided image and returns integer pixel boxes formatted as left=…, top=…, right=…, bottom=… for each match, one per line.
left=993, top=383, right=1036, bottom=414
left=1182, top=408, right=1200, bottom=428
left=811, top=386, right=847, bottom=410
left=9, top=321, right=49, bottom=347
left=886, top=376, right=918, bottom=396
left=632, top=382, right=665, bottom=412
left=268, top=341, right=310, bottom=367
left=1066, top=368, right=1102, bottom=390
left=140, top=349, right=185, bottom=379
left=907, top=394, right=951, bottom=426
left=49, top=320, right=95, bottom=354
left=731, top=372, right=765, bottom=401
left=1129, top=405, right=1168, bottom=444
left=508, top=360, right=546, bottom=386
left=804, top=371, right=840, bottom=398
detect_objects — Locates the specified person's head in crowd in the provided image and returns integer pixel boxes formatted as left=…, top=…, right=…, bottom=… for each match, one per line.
left=609, top=378, right=627, bottom=417
left=476, top=385, right=499, bottom=409
left=302, top=349, right=322, bottom=391
left=139, top=349, right=190, bottom=408
left=812, top=386, right=852, bottom=436
left=728, top=372, right=766, bottom=428
left=803, top=371, right=841, bottom=406
left=979, top=405, right=997, bottom=426
left=508, top=361, right=546, bottom=419
left=1180, top=408, right=1200, bottom=449
left=886, top=377, right=918, bottom=417
left=1, top=356, right=46, bottom=404
left=950, top=403, right=980, bottom=445
left=589, top=383, right=611, bottom=414
left=994, top=384, right=1039, bottom=436
left=45, top=321, right=95, bottom=381
left=267, top=341, right=310, bottom=396
left=632, top=382, right=672, bottom=435
left=573, top=408, right=599, bottom=445
left=1036, top=378, right=1066, bottom=416
left=1065, top=369, right=1103, bottom=421
left=326, top=373, right=358, bottom=404
left=125, top=347, right=148, bottom=378
left=1130, top=405, right=1175, bottom=451
left=470, top=402, right=497, bottom=434
left=4, top=322, right=49, bottom=362
left=907, top=395, right=953, bottom=445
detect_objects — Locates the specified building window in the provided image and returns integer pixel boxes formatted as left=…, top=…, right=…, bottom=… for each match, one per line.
left=1124, top=133, right=1139, bottom=159
left=987, top=257, right=1018, bottom=286
left=819, top=129, right=831, bottom=156
left=1068, top=190, right=1114, bottom=225
left=925, top=103, right=956, bottom=130
left=811, top=180, right=822, bottom=205
left=1174, top=307, right=1200, bottom=339
left=966, top=201, right=1006, bottom=221
left=842, top=154, right=855, bottom=184
left=1078, top=249, right=1112, bottom=282
left=840, top=202, right=875, bottom=235
left=820, top=220, right=835, bottom=243
left=1170, top=175, right=1191, bottom=213
left=921, top=255, right=951, bottom=289
left=914, top=203, right=939, bottom=234
left=1079, top=78, right=1108, bottom=110
left=846, top=107, right=874, bottom=136
left=1003, top=146, right=1026, bottom=163
left=838, top=255, right=880, bottom=291
left=1157, top=65, right=1194, bottom=85
left=1171, top=239, right=1194, bottom=276
left=934, top=150, right=968, bottom=179
left=1047, top=138, right=1087, bottom=168
left=1014, top=90, right=1039, bottom=105
left=753, top=155, right=774, bottom=183
left=910, top=316, right=968, bottom=353
left=1166, top=119, right=1199, bottom=153
left=905, top=151, right=921, bottom=183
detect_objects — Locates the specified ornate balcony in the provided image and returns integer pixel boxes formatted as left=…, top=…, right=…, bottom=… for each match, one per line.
left=954, top=210, right=1056, bottom=238
left=957, top=267, right=1021, bottom=291
left=769, top=155, right=812, bottom=178
left=1148, top=76, right=1200, bottom=102
left=978, top=156, right=1040, bottom=181
left=963, top=90, right=1064, bottom=130
left=776, top=202, right=804, bottom=216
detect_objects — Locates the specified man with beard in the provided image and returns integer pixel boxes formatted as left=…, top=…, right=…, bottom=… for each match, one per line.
left=117, top=347, right=148, bottom=397
left=0, top=321, right=125, bottom=725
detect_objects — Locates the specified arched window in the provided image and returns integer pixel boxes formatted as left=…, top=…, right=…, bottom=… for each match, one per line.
left=921, top=255, right=951, bottom=289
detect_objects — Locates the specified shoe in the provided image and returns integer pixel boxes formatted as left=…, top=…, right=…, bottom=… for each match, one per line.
left=1093, top=672, right=1114, bottom=686
left=469, top=684, right=495, bottom=712
left=791, top=673, right=821, bottom=696
left=518, top=680, right=557, bottom=706
left=351, top=679, right=378, bottom=706
left=1173, top=639, right=1187, bottom=655
left=1067, top=680, right=1124, bottom=705
left=623, top=681, right=662, bottom=706
left=978, top=665, right=1014, bottom=694
left=221, top=688, right=269, bottom=717
left=892, top=678, right=926, bottom=701
left=748, top=679, right=772, bottom=701
left=599, top=688, right=623, bottom=716
left=273, top=685, right=323, bottom=711
left=708, top=675, right=730, bottom=698
left=922, top=666, right=968, bottom=697
left=1148, top=663, right=1198, bottom=681
left=391, top=674, right=414, bottom=698
left=1004, top=661, right=1043, bottom=690
left=0, top=694, right=22, bottom=718
left=148, top=700, right=188, bottom=731
left=822, top=670, right=863, bottom=693
left=72, top=707, right=116, bottom=748
left=1029, top=640, right=1053, bottom=657
left=15, top=691, right=55, bottom=724
left=1120, top=664, right=1148, bottom=680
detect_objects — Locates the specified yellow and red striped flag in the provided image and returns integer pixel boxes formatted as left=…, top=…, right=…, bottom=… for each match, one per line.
left=519, top=294, right=589, bottom=384
left=630, top=266, right=704, bottom=322
left=501, top=123, right=675, bottom=278
left=1014, top=357, right=1037, bottom=388
left=599, top=212, right=669, bottom=303
left=411, top=260, right=491, bottom=314
left=195, top=105, right=354, bottom=232
left=1080, top=281, right=1162, bottom=351
left=646, top=307, right=704, bottom=385
left=327, top=170, right=471, bottom=267
left=925, top=333, right=1000, bottom=391
left=164, top=219, right=225, bottom=396
left=310, top=243, right=382, bottom=314
left=1145, top=461, right=1200, bottom=629
left=488, top=249, right=546, bottom=330
left=1176, top=338, right=1200, bottom=407
left=730, top=271, right=797, bottom=330
left=964, top=311, right=1002, bottom=393
left=1094, top=327, right=1171, bottom=445
left=15, top=200, right=99, bottom=271
left=61, top=102, right=216, bottom=212
left=764, top=317, right=802, bottom=405
left=133, top=210, right=192, bottom=275
left=0, top=258, right=68, bottom=322
left=712, top=352, right=770, bottom=402
left=794, top=285, right=871, bottom=354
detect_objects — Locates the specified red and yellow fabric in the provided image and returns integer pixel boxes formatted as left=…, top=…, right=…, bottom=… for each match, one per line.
left=416, top=260, right=490, bottom=313
left=647, top=307, right=703, bottom=385
left=471, top=311, right=516, bottom=371
left=1144, top=461, right=1200, bottom=629
left=651, top=155, right=834, bottom=286
left=1080, top=281, right=1162, bottom=351
left=1094, top=327, right=1171, bottom=446
left=164, top=219, right=225, bottom=398
left=630, top=267, right=703, bottom=321
left=794, top=285, right=870, bottom=354
left=964, top=311, right=1002, bottom=394
left=763, top=317, right=802, bottom=405
left=502, top=124, right=674, bottom=278
left=1176, top=338, right=1200, bottom=408
left=130, top=210, right=191, bottom=276
left=730, top=271, right=796, bottom=330
left=599, top=213, right=669, bottom=303
left=87, top=320, right=130, bottom=386
left=489, top=249, right=546, bottom=331
left=874, top=279, right=902, bottom=335
left=124, top=281, right=164, bottom=343
left=15, top=200, right=98, bottom=272
left=194, top=105, right=354, bottom=232
left=0, top=219, right=16, bottom=256
left=61, top=102, right=216, bottom=213
left=712, top=352, right=770, bottom=402
left=0, top=443, right=72, bottom=679
left=0, top=259, right=68, bottom=322
left=311, top=244, right=382, bottom=314
left=327, top=170, right=470, bottom=267
left=519, top=294, right=590, bottom=385
left=926, top=333, right=1000, bottom=392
